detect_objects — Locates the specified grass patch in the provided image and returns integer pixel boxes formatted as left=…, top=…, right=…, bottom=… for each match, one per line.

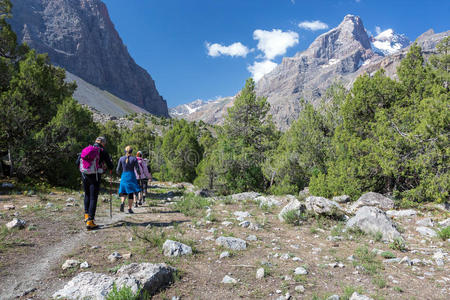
left=393, top=286, right=404, bottom=293
left=341, top=285, right=366, bottom=300
left=380, top=251, right=396, bottom=259
left=282, top=210, right=308, bottom=226
left=353, top=246, right=383, bottom=276
left=389, top=238, right=407, bottom=252
left=373, top=231, right=383, bottom=242
left=437, top=226, right=450, bottom=240
left=372, top=275, right=387, bottom=289
left=331, top=222, right=345, bottom=236
left=106, top=283, right=149, bottom=300
left=172, top=193, right=211, bottom=217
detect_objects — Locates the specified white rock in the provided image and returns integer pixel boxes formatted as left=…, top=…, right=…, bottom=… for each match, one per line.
left=346, top=206, right=402, bottom=241
left=256, top=267, right=265, bottom=279
left=234, top=211, right=250, bottom=221
left=350, top=192, right=394, bottom=212
left=246, top=235, right=257, bottom=241
left=46, top=202, right=55, bottom=208
left=239, top=221, right=250, bottom=228
left=278, top=199, right=306, bottom=222
left=349, top=292, right=374, bottom=300
left=438, top=218, right=450, bottom=227
left=215, top=236, right=247, bottom=251
left=416, top=218, right=434, bottom=227
left=294, top=267, right=308, bottom=275
left=52, top=272, right=114, bottom=299
left=386, top=209, right=417, bottom=218
left=280, top=253, right=290, bottom=260
left=3, top=204, right=15, bottom=210
left=332, top=195, right=351, bottom=203
left=222, top=275, right=237, bottom=284
left=162, top=240, right=192, bottom=257
left=219, top=251, right=230, bottom=259
left=221, top=221, right=233, bottom=227
left=80, top=261, right=90, bottom=269
left=327, top=295, right=340, bottom=300
left=305, top=196, right=345, bottom=218
left=6, top=218, right=26, bottom=230
left=256, top=195, right=282, bottom=207
left=62, top=259, right=81, bottom=270
left=416, top=226, right=437, bottom=237
left=231, top=192, right=260, bottom=201
left=295, top=285, right=305, bottom=293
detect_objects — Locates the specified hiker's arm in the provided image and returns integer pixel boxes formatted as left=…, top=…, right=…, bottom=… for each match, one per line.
left=102, top=150, right=114, bottom=170
left=76, top=153, right=81, bottom=167
left=116, top=158, right=122, bottom=175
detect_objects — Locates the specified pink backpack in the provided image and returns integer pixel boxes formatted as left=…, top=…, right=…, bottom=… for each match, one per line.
left=79, top=145, right=103, bottom=175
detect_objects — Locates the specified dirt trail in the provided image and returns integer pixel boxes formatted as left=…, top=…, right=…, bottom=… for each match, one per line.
left=0, top=204, right=145, bottom=299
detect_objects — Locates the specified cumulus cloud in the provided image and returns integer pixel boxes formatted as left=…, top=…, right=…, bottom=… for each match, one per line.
left=298, top=20, right=329, bottom=31
left=247, top=60, right=278, bottom=82
left=206, top=42, right=250, bottom=57
left=253, top=29, right=299, bottom=60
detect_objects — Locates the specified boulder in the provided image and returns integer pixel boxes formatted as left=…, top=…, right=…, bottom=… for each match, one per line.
left=6, top=218, right=26, bottom=230
left=332, top=195, right=351, bottom=203
left=53, top=263, right=175, bottom=299
left=350, top=192, right=395, bottom=212
left=386, top=209, right=417, bottom=218
left=231, top=192, right=261, bottom=201
left=278, top=199, right=306, bottom=222
left=416, top=226, right=437, bottom=237
left=215, top=236, right=247, bottom=251
left=416, top=218, right=434, bottom=227
left=346, top=206, right=402, bottom=241
left=162, top=240, right=192, bottom=257
left=305, top=196, right=345, bottom=218
left=256, top=195, right=282, bottom=207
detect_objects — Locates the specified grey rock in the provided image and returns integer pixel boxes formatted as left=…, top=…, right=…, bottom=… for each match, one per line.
left=80, top=261, right=90, bottom=269
left=327, top=295, right=340, bottom=300
left=438, top=218, right=450, bottom=227
left=332, top=195, right=351, bottom=203
left=416, top=218, right=434, bottom=227
left=46, top=202, right=55, bottom=208
left=221, top=221, right=233, bottom=227
left=239, top=221, right=251, bottom=228
left=230, top=192, right=261, bottom=201
left=386, top=209, right=417, bottom=218
left=350, top=192, right=395, bottom=212
left=294, top=267, right=308, bottom=275
left=234, top=211, right=251, bottom=221
left=6, top=218, right=26, bottom=230
left=215, top=236, right=247, bottom=251
left=195, top=189, right=213, bottom=198
left=3, top=204, right=15, bottom=210
left=305, top=196, right=345, bottom=218
left=349, top=292, right=373, bottom=300
left=256, top=195, right=282, bottom=207
left=52, top=272, right=114, bottom=299
left=383, top=258, right=401, bottom=263
left=108, top=252, right=122, bottom=263
left=416, top=226, right=437, bottom=237
left=219, top=251, right=230, bottom=259
left=295, top=285, right=305, bottom=293
left=256, top=267, right=265, bottom=279
left=11, top=0, right=169, bottom=117
left=162, top=240, right=192, bottom=257
left=346, top=206, right=402, bottom=241
left=62, top=259, right=81, bottom=270
left=246, top=235, right=258, bottom=241
left=278, top=199, right=306, bottom=222
left=221, top=275, right=237, bottom=284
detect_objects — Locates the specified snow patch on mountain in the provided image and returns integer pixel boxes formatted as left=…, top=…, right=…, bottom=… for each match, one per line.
left=371, top=29, right=410, bottom=56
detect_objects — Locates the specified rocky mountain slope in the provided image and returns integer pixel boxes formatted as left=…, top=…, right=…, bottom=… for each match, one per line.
left=170, top=96, right=235, bottom=124
left=10, top=0, right=169, bottom=117
left=174, top=15, right=448, bottom=130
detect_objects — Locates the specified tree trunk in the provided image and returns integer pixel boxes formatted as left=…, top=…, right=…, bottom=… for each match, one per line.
left=8, top=144, right=13, bottom=177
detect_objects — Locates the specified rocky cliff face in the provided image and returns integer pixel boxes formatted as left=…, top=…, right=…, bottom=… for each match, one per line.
left=10, top=0, right=169, bottom=117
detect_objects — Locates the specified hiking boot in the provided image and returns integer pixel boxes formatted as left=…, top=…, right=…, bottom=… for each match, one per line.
left=135, top=201, right=138, bottom=208
left=120, top=203, right=124, bottom=212
left=86, top=219, right=99, bottom=230
left=128, top=208, right=134, bottom=214
left=84, top=213, right=89, bottom=223
left=138, top=201, right=142, bottom=206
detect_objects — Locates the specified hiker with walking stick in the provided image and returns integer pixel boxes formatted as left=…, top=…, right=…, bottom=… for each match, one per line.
left=134, top=151, right=151, bottom=207
left=76, top=137, right=114, bottom=230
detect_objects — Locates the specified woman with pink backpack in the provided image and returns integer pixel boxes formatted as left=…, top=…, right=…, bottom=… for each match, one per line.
left=134, top=151, right=151, bottom=206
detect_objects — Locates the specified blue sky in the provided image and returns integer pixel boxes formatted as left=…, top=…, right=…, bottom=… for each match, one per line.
left=102, top=0, right=449, bottom=107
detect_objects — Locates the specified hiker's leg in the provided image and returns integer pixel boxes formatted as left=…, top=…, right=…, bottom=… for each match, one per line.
left=128, top=193, right=133, bottom=209
left=142, top=180, right=148, bottom=202
left=87, top=176, right=96, bottom=220
left=90, top=177, right=100, bottom=219
left=82, top=175, right=90, bottom=215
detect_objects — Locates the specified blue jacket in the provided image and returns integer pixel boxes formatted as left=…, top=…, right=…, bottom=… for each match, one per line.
left=116, top=156, right=140, bottom=175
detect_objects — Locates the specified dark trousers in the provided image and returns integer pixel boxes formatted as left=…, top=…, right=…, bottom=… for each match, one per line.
left=82, top=173, right=101, bottom=219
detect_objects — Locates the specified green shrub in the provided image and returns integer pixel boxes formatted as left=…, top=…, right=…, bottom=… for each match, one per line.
left=282, top=210, right=306, bottom=226
left=437, top=226, right=450, bottom=240
left=172, top=193, right=211, bottom=217
left=106, top=283, right=139, bottom=300
left=389, top=238, right=407, bottom=252
left=353, top=246, right=383, bottom=275
left=380, top=251, right=396, bottom=259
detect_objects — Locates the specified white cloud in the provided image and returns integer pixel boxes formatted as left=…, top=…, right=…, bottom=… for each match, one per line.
left=298, top=20, right=329, bottom=31
left=253, top=29, right=299, bottom=60
left=248, top=60, right=278, bottom=82
left=206, top=42, right=250, bottom=57
left=375, top=26, right=382, bottom=35
left=290, top=0, right=296, bottom=4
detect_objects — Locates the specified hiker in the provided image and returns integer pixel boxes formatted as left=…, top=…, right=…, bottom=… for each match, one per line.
left=117, top=146, right=141, bottom=213
left=134, top=151, right=151, bottom=206
left=77, top=137, right=113, bottom=230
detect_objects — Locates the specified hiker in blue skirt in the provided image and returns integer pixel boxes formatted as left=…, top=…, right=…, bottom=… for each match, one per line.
left=116, top=146, right=141, bottom=213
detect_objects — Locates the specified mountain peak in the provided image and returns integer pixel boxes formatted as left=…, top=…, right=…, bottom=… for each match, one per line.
left=371, top=29, right=410, bottom=56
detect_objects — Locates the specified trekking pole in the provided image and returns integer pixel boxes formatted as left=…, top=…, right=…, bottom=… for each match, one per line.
left=109, top=170, right=113, bottom=219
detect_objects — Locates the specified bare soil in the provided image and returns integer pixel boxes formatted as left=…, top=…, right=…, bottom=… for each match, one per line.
left=0, top=183, right=449, bottom=300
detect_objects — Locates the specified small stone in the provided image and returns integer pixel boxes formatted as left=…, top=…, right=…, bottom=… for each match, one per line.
left=6, top=218, right=26, bottom=230
left=215, top=236, right=247, bottom=251
left=246, top=235, right=257, bottom=241
left=221, top=221, right=233, bottom=227
left=294, top=267, right=308, bottom=275
left=80, top=261, right=90, bottom=269
left=62, top=259, right=80, bottom=270
left=283, top=275, right=292, bottom=281
left=3, top=204, right=15, bottom=210
left=234, top=211, right=250, bottom=221
left=219, top=251, right=230, bottom=259
left=327, top=295, right=340, bottom=300
left=349, top=292, right=373, bottom=300
left=399, top=256, right=412, bottom=266
left=91, top=245, right=100, bottom=249
left=239, top=220, right=250, bottom=228
left=280, top=253, right=290, bottom=260
left=221, top=275, right=237, bottom=284
left=295, top=285, right=305, bottom=293
left=292, top=256, right=302, bottom=262
left=46, top=202, right=54, bottom=208
left=66, top=197, right=76, bottom=202
left=256, top=267, right=265, bottom=279
left=276, top=289, right=282, bottom=294
left=108, top=252, right=122, bottom=262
